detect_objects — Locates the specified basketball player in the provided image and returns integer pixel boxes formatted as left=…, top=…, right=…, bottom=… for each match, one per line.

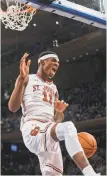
left=8, top=51, right=100, bottom=176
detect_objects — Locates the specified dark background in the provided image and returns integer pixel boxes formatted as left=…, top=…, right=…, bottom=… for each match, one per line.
left=1, top=1, right=106, bottom=175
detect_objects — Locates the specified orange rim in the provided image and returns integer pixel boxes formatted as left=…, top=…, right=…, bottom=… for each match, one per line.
left=24, top=4, right=36, bottom=13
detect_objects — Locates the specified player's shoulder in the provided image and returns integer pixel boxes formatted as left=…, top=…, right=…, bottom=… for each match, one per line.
left=51, top=82, right=58, bottom=91
left=28, top=74, right=40, bottom=83
left=52, top=81, right=57, bottom=87
left=28, top=74, right=35, bottom=78
left=28, top=74, right=37, bottom=80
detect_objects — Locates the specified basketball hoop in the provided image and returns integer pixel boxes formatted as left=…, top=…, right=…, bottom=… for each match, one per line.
left=0, top=0, right=36, bottom=31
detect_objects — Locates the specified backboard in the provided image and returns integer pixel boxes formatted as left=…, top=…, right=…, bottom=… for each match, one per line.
left=0, top=0, right=106, bottom=30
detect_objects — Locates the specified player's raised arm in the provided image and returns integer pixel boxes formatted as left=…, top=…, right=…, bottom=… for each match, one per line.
left=8, top=53, right=31, bottom=112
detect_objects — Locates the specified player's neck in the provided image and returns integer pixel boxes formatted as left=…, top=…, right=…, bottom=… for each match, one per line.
left=37, top=70, right=48, bottom=82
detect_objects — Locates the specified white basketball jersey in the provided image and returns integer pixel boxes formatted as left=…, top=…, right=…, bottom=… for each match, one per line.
left=21, top=74, right=57, bottom=123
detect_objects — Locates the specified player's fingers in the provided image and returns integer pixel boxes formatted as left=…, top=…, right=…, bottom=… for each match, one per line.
left=23, top=53, right=29, bottom=59
left=66, top=103, right=69, bottom=107
left=55, top=100, right=60, bottom=104
left=27, top=60, right=31, bottom=68
left=21, top=53, right=28, bottom=60
left=61, top=100, right=64, bottom=103
left=64, top=103, right=69, bottom=107
left=20, top=53, right=29, bottom=63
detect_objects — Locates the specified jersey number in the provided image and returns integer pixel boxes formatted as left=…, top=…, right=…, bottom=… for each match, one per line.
left=43, top=91, right=52, bottom=104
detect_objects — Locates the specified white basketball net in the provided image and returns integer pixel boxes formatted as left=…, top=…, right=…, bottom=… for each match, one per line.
left=0, top=0, right=36, bottom=31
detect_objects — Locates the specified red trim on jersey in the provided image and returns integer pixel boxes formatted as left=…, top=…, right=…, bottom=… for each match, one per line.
left=43, top=133, right=47, bottom=151
left=36, top=73, right=53, bottom=84
left=45, top=163, right=63, bottom=174
left=44, top=133, right=47, bottom=151
left=40, top=123, right=52, bottom=133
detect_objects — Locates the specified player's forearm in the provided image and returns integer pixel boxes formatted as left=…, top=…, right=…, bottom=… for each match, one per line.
left=54, top=111, right=64, bottom=123
left=8, top=76, right=25, bottom=112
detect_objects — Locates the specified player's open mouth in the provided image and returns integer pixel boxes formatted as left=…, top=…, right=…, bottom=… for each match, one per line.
left=52, top=67, right=57, bottom=72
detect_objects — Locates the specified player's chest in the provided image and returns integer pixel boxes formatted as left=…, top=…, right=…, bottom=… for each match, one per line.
left=33, top=84, right=55, bottom=96
left=26, top=81, right=56, bottom=97
left=26, top=82, right=56, bottom=104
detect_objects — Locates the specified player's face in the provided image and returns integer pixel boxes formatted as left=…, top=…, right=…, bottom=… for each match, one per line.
left=43, top=58, right=59, bottom=78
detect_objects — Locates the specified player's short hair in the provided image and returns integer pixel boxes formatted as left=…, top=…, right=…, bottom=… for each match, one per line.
left=38, top=51, right=59, bottom=67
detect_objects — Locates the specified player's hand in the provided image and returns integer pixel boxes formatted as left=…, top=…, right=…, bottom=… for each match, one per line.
left=20, top=53, right=31, bottom=80
left=55, top=100, right=69, bottom=113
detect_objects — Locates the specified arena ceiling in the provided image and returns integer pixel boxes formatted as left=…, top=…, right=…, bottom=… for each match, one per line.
left=1, top=9, right=106, bottom=69
left=1, top=9, right=103, bottom=50
left=1, top=0, right=105, bottom=53
left=1, top=10, right=81, bottom=48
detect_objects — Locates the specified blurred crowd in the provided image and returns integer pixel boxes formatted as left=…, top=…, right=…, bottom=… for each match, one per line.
left=1, top=131, right=106, bottom=175
left=1, top=147, right=41, bottom=175
left=1, top=80, right=106, bottom=133
left=61, top=82, right=106, bottom=122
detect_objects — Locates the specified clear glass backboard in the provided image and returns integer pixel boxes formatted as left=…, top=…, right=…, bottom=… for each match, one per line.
left=68, top=0, right=105, bottom=13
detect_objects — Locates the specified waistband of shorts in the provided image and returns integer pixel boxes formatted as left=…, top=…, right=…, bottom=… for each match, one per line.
left=24, top=118, right=52, bottom=124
